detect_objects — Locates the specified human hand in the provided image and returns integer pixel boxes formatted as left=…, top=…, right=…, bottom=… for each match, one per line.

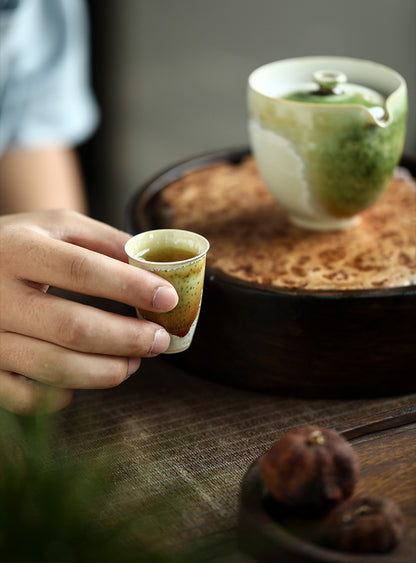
left=0, top=210, right=178, bottom=415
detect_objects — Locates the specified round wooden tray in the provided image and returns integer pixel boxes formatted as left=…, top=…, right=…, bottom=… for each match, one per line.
left=126, top=147, right=416, bottom=398
left=238, top=407, right=416, bottom=562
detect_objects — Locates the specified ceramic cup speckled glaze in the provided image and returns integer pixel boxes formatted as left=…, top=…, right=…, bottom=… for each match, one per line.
left=248, top=56, right=408, bottom=231
left=125, top=229, right=209, bottom=353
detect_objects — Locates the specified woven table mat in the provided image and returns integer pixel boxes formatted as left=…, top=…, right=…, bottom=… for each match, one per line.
left=58, top=357, right=416, bottom=559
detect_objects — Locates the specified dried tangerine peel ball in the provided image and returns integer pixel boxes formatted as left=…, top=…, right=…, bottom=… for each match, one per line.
left=261, top=425, right=360, bottom=511
left=323, top=495, right=405, bottom=553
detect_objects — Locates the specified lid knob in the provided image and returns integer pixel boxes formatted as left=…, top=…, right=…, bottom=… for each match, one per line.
left=313, top=70, right=347, bottom=94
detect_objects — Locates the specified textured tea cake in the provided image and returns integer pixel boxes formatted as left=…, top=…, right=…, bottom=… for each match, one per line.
left=155, top=157, right=416, bottom=291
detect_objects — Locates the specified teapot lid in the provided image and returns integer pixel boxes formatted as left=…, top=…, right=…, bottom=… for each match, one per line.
left=283, top=70, right=386, bottom=119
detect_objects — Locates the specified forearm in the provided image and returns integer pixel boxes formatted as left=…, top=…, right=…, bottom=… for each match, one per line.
left=0, top=147, right=88, bottom=215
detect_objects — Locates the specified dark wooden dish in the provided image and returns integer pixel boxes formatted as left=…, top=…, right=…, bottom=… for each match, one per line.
left=126, top=147, right=416, bottom=398
left=238, top=406, right=416, bottom=563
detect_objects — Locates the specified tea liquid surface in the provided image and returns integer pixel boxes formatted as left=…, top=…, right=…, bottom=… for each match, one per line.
left=138, top=246, right=196, bottom=262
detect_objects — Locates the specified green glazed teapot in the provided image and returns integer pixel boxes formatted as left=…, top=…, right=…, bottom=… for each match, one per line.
left=248, top=57, right=408, bottom=230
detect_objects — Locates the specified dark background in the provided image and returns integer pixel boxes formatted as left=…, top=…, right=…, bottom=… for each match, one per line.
left=81, top=0, right=416, bottom=228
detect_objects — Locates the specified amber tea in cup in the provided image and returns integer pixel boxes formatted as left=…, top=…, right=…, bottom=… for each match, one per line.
left=137, top=246, right=197, bottom=263
left=125, top=229, right=210, bottom=353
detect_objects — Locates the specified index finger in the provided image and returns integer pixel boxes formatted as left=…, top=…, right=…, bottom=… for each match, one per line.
left=8, top=227, right=179, bottom=312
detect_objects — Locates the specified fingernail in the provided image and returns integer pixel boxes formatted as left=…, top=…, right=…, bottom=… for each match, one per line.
left=152, top=286, right=178, bottom=311
left=150, top=328, right=170, bottom=355
left=127, top=357, right=141, bottom=377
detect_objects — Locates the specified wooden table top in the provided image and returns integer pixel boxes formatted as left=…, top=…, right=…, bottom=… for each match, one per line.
left=59, top=327, right=416, bottom=560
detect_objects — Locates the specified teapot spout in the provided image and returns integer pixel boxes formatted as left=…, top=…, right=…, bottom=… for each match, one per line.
left=368, top=106, right=391, bottom=128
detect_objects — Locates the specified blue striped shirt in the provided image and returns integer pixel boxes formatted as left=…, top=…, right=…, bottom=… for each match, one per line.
left=0, top=0, right=99, bottom=156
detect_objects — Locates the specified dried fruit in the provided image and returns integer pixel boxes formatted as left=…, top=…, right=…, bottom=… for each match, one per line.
left=261, top=425, right=359, bottom=511
left=323, top=495, right=405, bottom=553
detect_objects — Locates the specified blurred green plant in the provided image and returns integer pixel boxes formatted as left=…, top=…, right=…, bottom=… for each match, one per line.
left=0, top=410, right=234, bottom=563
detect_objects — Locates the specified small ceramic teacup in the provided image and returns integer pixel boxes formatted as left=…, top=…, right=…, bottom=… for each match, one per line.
left=125, top=229, right=209, bottom=353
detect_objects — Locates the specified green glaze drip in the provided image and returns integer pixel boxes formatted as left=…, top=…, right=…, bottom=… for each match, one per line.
left=307, top=111, right=407, bottom=216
